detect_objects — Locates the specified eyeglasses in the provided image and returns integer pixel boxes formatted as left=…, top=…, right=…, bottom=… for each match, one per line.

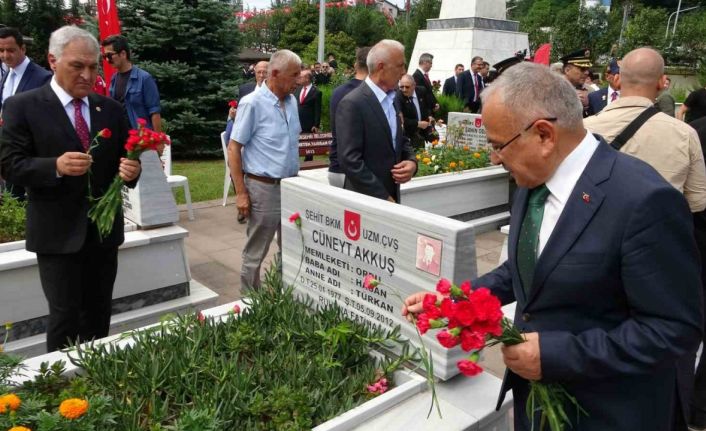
left=398, top=85, right=412, bottom=89
left=101, top=52, right=116, bottom=60
left=490, top=117, right=557, bottom=155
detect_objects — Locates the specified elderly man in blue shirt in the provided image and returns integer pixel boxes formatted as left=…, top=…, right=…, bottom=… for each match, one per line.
left=227, top=50, right=302, bottom=290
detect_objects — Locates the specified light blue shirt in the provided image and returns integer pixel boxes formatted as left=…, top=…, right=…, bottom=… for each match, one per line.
left=231, top=82, right=301, bottom=178
left=365, top=77, right=397, bottom=146
left=50, top=77, right=90, bottom=129
left=2, top=56, right=29, bottom=102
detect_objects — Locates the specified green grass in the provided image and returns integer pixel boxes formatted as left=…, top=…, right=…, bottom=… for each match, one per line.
left=171, top=160, right=232, bottom=204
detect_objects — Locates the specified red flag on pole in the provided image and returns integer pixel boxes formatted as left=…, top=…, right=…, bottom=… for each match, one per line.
left=533, top=43, right=551, bottom=66
left=96, top=0, right=121, bottom=86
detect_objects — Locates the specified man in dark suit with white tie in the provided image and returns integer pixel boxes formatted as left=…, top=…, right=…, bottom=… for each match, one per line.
left=458, top=56, right=485, bottom=113
left=412, top=52, right=439, bottom=113
left=0, top=26, right=141, bottom=352
left=337, top=39, right=417, bottom=203
left=442, top=63, right=464, bottom=97
left=0, top=27, right=52, bottom=200
left=404, top=62, right=702, bottom=430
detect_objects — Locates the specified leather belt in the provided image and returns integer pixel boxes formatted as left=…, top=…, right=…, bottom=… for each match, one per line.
left=246, top=173, right=281, bottom=184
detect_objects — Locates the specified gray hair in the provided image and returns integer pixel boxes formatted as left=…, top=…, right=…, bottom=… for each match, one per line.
left=549, top=62, right=564, bottom=74
left=49, top=26, right=99, bottom=60
left=419, top=52, right=433, bottom=65
left=367, top=39, right=404, bottom=75
left=268, top=49, right=301, bottom=75
left=399, top=74, right=415, bottom=86
left=481, top=62, right=583, bottom=130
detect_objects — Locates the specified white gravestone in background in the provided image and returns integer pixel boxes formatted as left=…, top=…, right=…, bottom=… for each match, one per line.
left=122, top=151, right=179, bottom=228
left=447, top=112, right=489, bottom=151
left=281, top=177, right=478, bottom=380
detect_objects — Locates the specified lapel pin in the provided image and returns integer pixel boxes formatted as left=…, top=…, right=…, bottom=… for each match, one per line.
left=582, top=192, right=590, bottom=203
left=95, top=106, right=101, bottom=112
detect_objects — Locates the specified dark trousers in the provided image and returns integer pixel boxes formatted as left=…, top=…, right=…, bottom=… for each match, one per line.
left=36, top=241, right=118, bottom=352
left=690, top=219, right=706, bottom=426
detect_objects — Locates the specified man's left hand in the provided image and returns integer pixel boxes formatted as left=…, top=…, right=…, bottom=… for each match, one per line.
left=119, top=158, right=141, bottom=182
left=391, top=160, right=416, bottom=184
left=501, top=332, right=542, bottom=381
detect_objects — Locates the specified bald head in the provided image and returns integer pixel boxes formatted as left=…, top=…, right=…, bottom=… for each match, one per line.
left=619, top=48, right=665, bottom=98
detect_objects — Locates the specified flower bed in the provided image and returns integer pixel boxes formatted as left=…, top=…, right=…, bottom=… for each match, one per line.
left=414, top=145, right=491, bottom=177
left=0, top=192, right=25, bottom=244
left=0, top=268, right=416, bottom=430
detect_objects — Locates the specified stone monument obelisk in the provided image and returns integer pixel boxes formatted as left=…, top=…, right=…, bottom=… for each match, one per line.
left=408, top=0, right=529, bottom=83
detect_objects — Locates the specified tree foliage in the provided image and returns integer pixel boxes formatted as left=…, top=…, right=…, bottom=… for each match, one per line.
left=279, top=0, right=319, bottom=56
left=302, top=31, right=357, bottom=67
left=117, top=0, right=241, bottom=157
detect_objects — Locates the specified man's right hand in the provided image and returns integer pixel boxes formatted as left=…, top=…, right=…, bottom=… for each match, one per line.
left=418, top=120, right=430, bottom=129
left=236, top=190, right=251, bottom=219
left=56, top=152, right=92, bottom=176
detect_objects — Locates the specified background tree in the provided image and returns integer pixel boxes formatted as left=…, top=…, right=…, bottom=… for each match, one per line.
left=345, top=5, right=389, bottom=47
left=302, top=31, right=357, bottom=67
left=118, top=0, right=241, bottom=157
left=621, top=5, right=667, bottom=53
left=279, top=0, right=318, bottom=56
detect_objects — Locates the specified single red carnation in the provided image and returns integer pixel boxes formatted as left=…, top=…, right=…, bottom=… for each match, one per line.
left=422, top=293, right=439, bottom=313
left=137, top=118, right=147, bottom=127
left=454, top=301, right=476, bottom=327
left=436, top=278, right=452, bottom=295
left=460, top=328, right=485, bottom=351
left=362, top=274, right=378, bottom=291
left=436, top=330, right=460, bottom=348
left=459, top=280, right=472, bottom=297
left=416, top=313, right=431, bottom=335
left=458, top=359, right=483, bottom=376
left=228, top=99, right=238, bottom=108
left=98, top=128, right=112, bottom=138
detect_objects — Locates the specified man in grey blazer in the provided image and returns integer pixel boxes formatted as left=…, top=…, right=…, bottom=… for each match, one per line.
left=336, top=39, right=417, bottom=203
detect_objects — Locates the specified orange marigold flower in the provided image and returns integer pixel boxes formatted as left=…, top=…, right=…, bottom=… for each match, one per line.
left=415, top=154, right=420, bottom=160
left=431, top=140, right=438, bottom=146
left=449, top=162, right=457, bottom=169
left=0, top=393, right=21, bottom=411
left=59, top=398, right=89, bottom=420
left=473, top=152, right=481, bottom=159
left=422, top=157, right=431, bottom=164
left=9, top=427, right=32, bottom=431
left=459, top=160, right=465, bottom=166
left=463, top=145, right=470, bottom=151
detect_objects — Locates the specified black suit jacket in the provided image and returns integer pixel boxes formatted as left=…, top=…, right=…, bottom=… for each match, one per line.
left=442, top=76, right=459, bottom=96
left=238, top=81, right=256, bottom=100
left=458, top=70, right=484, bottom=111
left=0, top=84, right=132, bottom=253
left=294, top=85, right=322, bottom=132
left=336, top=82, right=417, bottom=203
left=412, top=69, right=437, bottom=111
left=0, top=61, right=52, bottom=105
left=587, top=87, right=608, bottom=116
left=397, top=87, right=432, bottom=147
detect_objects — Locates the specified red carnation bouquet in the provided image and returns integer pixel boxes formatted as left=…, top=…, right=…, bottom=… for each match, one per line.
left=363, top=275, right=586, bottom=429
left=228, top=99, right=238, bottom=109
left=88, top=118, right=171, bottom=240
left=413, top=278, right=586, bottom=431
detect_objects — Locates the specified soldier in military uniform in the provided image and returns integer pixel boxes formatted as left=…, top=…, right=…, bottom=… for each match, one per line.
left=560, top=49, right=593, bottom=117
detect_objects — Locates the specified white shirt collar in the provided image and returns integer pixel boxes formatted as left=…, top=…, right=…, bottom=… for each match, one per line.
left=545, top=131, right=600, bottom=206
left=11, top=56, right=30, bottom=76
left=50, top=76, right=88, bottom=107
left=365, top=76, right=394, bottom=106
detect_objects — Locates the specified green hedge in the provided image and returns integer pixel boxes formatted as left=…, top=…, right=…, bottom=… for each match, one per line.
left=0, top=192, right=25, bottom=243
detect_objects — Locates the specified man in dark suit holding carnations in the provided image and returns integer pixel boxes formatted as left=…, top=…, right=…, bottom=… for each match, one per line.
left=0, top=26, right=141, bottom=352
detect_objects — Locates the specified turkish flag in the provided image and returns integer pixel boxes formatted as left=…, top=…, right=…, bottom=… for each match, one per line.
left=344, top=210, right=361, bottom=241
left=97, top=0, right=121, bottom=86
left=533, top=43, right=551, bottom=66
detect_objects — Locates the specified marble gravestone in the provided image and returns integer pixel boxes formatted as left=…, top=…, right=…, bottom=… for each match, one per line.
left=408, top=0, right=529, bottom=83
left=447, top=112, right=489, bottom=151
left=122, top=150, right=179, bottom=228
left=281, top=177, right=478, bottom=380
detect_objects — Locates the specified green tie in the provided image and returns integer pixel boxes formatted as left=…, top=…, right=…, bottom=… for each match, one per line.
left=517, top=184, right=551, bottom=296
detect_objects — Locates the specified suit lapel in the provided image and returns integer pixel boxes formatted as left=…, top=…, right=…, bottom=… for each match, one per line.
left=526, top=142, right=615, bottom=306
left=15, top=63, right=31, bottom=94
left=40, top=85, right=84, bottom=152
left=509, top=187, right=530, bottom=303
left=361, top=83, right=393, bottom=149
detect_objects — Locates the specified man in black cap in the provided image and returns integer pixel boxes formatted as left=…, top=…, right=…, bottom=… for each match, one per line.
left=560, top=48, right=593, bottom=117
